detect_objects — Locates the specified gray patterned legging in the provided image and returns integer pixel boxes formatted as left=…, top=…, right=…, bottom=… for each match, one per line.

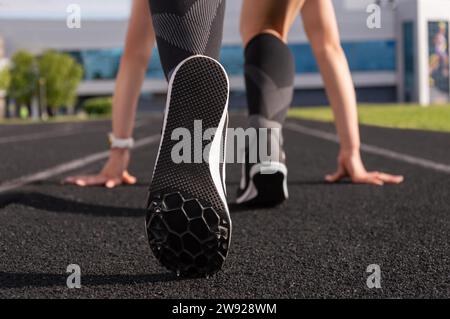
left=148, top=0, right=226, bottom=80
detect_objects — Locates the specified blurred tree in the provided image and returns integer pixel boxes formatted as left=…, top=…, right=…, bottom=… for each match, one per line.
left=8, top=50, right=37, bottom=109
left=0, top=67, right=10, bottom=119
left=0, top=67, right=10, bottom=91
left=37, top=50, right=83, bottom=115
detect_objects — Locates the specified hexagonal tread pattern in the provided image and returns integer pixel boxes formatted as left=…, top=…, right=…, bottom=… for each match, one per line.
left=146, top=191, right=230, bottom=277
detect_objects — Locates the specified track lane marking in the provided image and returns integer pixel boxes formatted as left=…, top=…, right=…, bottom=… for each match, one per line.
left=0, top=134, right=160, bottom=194
left=285, top=121, right=450, bottom=174
left=0, top=119, right=151, bottom=145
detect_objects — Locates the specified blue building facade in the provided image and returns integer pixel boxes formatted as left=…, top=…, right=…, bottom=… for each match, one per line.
left=68, top=40, right=396, bottom=80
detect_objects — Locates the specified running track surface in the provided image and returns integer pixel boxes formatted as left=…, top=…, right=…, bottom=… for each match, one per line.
left=0, top=114, right=449, bottom=298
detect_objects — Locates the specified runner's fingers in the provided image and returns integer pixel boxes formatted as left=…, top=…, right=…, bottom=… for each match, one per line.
left=373, top=172, right=404, bottom=184
left=325, top=168, right=346, bottom=182
left=353, top=174, right=384, bottom=186
left=65, top=173, right=131, bottom=188
left=64, top=175, right=95, bottom=185
left=122, top=171, right=137, bottom=185
left=73, top=175, right=108, bottom=187
left=106, top=178, right=122, bottom=189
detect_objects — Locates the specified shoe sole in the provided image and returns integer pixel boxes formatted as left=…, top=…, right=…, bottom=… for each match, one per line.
left=236, top=162, right=288, bottom=207
left=145, top=55, right=231, bottom=277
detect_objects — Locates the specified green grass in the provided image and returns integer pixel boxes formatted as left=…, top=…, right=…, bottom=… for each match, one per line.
left=2, top=104, right=449, bottom=132
left=288, top=104, right=450, bottom=133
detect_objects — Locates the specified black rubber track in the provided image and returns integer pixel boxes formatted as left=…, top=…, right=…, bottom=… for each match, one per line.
left=0, top=116, right=449, bottom=298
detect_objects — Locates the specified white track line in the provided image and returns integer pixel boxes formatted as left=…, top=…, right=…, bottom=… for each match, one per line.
left=0, top=119, right=149, bottom=145
left=285, top=121, right=450, bottom=174
left=0, top=134, right=160, bottom=194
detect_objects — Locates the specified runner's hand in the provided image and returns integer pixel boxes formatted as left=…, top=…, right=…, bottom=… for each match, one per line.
left=64, top=149, right=137, bottom=188
left=325, top=150, right=404, bottom=185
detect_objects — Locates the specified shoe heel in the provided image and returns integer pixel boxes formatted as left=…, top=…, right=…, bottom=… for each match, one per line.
left=146, top=191, right=230, bottom=277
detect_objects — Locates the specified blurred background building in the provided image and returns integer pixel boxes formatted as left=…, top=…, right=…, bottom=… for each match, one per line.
left=0, top=0, right=449, bottom=107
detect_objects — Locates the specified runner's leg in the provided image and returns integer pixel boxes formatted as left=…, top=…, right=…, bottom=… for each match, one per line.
left=236, top=0, right=304, bottom=206
left=145, top=0, right=231, bottom=277
left=148, top=0, right=226, bottom=79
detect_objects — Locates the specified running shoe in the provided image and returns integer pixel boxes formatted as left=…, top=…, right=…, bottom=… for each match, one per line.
left=236, top=117, right=288, bottom=207
left=145, top=55, right=231, bottom=277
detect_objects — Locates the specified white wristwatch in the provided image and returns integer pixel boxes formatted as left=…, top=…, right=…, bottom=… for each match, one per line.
left=108, top=133, right=134, bottom=149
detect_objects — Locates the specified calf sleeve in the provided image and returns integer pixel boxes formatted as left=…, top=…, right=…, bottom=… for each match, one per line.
left=244, top=33, right=295, bottom=126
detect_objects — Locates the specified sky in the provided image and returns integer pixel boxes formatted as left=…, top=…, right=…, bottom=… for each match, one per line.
left=0, top=0, right=408, bottom=20
left=0, top=0, right=131, bottom=19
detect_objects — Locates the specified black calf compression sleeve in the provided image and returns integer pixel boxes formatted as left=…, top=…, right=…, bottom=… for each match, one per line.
left=244, top=33, right=295, bottom=125
left=148, top=0, right=226, bottom=79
